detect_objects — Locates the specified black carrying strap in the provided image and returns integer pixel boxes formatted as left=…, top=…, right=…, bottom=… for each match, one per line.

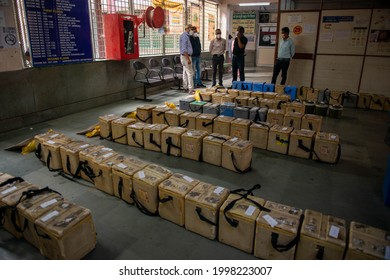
left=254, top=121, right=271, bottom=129
left=0, top=177, right=24, bottom=187
left=322, top=88, right=330, bottom=103
left=74, top=160, right=102, bottom=182
left=117, top=177, right=124, bottom=199
left=224, top=184, right=270, bottom=227
left=165, top=137, right=181, bottom=156
left=149, top=133, right=161, bottom=149
left=195, top=207, right=216, bottom=226
left=46, top=151, right=63, bottom=172
left=130, top=190, right=158, bottom=216
left=230, top=151, right=251, bottom=173
left=316, top=245, right=325, bottom=260
left=270, top=213, right=305, bottom=252
left=136, top=114, right=151, bottom=123
left=276, top=136, right=289, bottom=145
left=210, top=134, right=230, bottom=141
left=132, top=132, right=144, bottom=148
left=99, top=132, right=112, bottom=141
left=112, top=133, right=127, bottom=141
left=66, top=155, right=73, bottom=176
left=180, top=119, right=189, bottom=128
left=373, top=97, right=383, bottom=106
left=298, top=139, right=311, bottom=153
left=159, top=195, right=173, bottom=203
left=202, top=120, right=214, bottom=127
left=308, top=121, right=313, bottom=131
left=34, top=143, right=42, bottom=160
left=277, top=101, right=286, bottom=109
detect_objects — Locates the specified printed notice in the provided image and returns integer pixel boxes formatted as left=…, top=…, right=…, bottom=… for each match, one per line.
left=328, top=225, right=340, bottom=238
left=263, top=214, right=278, bottom=228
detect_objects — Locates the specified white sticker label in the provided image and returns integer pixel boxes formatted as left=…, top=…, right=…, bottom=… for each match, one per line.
left=385, top=246, right=390, bottom=260
left=40, top=210, right=59, bottom=222
left=103, top=152, right=114, bottom=158
left=214, top=186, right=224, bottom=195
left=50, top=134, right=59, bottom=138
left=108, top=114, right=114, bottom=117
left=117, top=163, right=128, bottom=169
left=138, top=171, right=145, bottom=179
left=40, top=199, right=58, bottom=209
left=183, top=176, right=194, bottom=183
left=1, top=185, right=17, bottom=195
left=231, top=137, right=238, bottom=141
left=330, top=135, right=337, bottom=140
left=46, top=140, right=56, bottom=144
left=245, top=205, right=256, bottom=216
left=263, top=214, right=278, bottom=228
left=102, top=148, right=113, bottom=151
left=79, top=144, right=90, bottom=149
left=282, top=127, right=288, bottom=131
left=188, top=132, right=193, bottom=136
left=328, top=225, right=340, bottom=238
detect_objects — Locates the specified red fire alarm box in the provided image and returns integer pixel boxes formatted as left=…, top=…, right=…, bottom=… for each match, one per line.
left=103, top=14, right=139, bottom=60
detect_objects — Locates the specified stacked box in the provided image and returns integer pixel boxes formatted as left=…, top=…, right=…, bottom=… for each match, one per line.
left=249, top=107, right=260, bottom=121
left=222, top=138, right=253, bottom=173
left=345, top=221, right=390, bottom=260
left=221, top=95, right=235, bottom=103
left=127, top=122, right=147, bottom=148
left=112, top=156, right=149, bottom=204
left=275, top=85, right=285, bottom=94
left=263, top=84, right=275, bottom=92
left=164, top=109, right=185, bottom=127
left=313, top=132, right=340, bottom=164
left=0, top=181, right=39, bottom=238
left=318, top=89, right=330, bottom=103
left=357, top=93, right=372, bottom=109
left=249, top=122, right=272, bottom=149
left=227, top=89, right=239, bottom=97
left=185, top=182, right=230, bottom=239
left=283, top=111, right=303, bottom=129
left=111, top=117, right=136, bottom=144
left=143, top=123, right=169, bottom=152
left=314, top=102, right=329, bottom=116
left=297, top=86, right=308, bottom=101
left=238, top=90, right=251, bottom=97
left=267, top=109, right=285, bottom=125
left=263, top=92, right=277, bottom=100
left=213, top=116, right=235, bottom=136
left=35, top=202, right=97, bottom=259
left=301, top=114, right=322, bottom=132
left=179, top=112, right=200, bottom=129
left=230, top=118, right=251, bottom=140
left=199, top=91, right=212, bottom=102
left=132, top=164, right=173, bottom=214
left=267, top=125, right=294, bottom=155
left=60, top=141, right=94, bottom=177
left=136, top=105, right=156, bottom=123
left=329, top=90, right=344, bottom=105
left=288, top=129, right=315, bottom=159
left=202, top=133, right=231, bottom=166
left=295, top=209, right=347, bottom=260
left=342, top=91, right=358, bottom=108
left=303, top=101, right=316, bottom=114
left=41, top=136, right=72, bottom=171
left=189, top=101, right=207, bottom=113
left=211, top=92, right=224, bottom=104
left=161, top=126, right=187, bottom=156
left=248, top=96, right=262, bottom=107
left=196, top=114, right=216, bottom=134
left=181, top=129, right=208, bottom=161
left=286, top=101, right=305, bottom=114
left=258, top=107, right=268, bottom=122
left=275, top=94, right=291, bottom=105
left=217, top=88, right=228, bottom=94
left=220, top=102, right=235, bottom=117
left=94, top=154, right=125, bottom=195
left=16, top=189, right=64, bottom=248
left=158, top=173, right=200, bottom=226
left=370, top=94, right=386, bottom=111
left=99, top=114, right=120, bottom=139
left=254, top=201, right=303, bottom=260
left=152, top=106, right=171, bottom=124
left=219, top=193, right=266, bottom=253
left=202, top=103, right=220, bottom=115
left=235, top=96, right=249, bottom=107
left=251, top=91, right=263, bottom=98
left=306, top=88, right=319, bottom=103
left=233, top=106, right=250, bottom=119
left=260, top=99, right=276, bottom=109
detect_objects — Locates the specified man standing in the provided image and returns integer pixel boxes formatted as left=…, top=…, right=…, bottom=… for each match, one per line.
left=209, top=29, right=226, bottom=87
left=271, top=27, right=295, bottom=85
left=232, top=26, right=247, bottom=82
left=190, top=26, right=205, bottom=88
left=180, top=24, right=194, bottom=94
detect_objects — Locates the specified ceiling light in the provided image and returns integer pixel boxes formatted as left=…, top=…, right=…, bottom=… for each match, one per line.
left=239, top=2, right=270, bottom=6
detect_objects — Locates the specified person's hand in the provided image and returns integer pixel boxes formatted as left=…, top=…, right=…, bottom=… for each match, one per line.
left=237, top=32, right=242, bottom=38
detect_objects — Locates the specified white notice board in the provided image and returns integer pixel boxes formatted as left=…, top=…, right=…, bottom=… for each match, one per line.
left=366, top=9, right=390, bottom=56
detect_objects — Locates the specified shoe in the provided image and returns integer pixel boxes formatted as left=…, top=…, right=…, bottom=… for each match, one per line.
left=218, top=84, right=224, bottom=87
left=183, top=88, right=188, bottom=92
left=211, top=83, right=216, bottom=87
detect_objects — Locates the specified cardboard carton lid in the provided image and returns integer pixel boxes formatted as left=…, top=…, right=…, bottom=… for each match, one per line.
left=182, top=129, right=208, bottom=139
left=143, top=123, right=168, bottom=132
left=220, top=193, right=265, bottom=223
left=227, top=89, right=239, bottom=95
left=268, top=109, right=285, bottom=115
left=1, top=182, right=39, bottom=205
left=236, top=96, right=249, bottom=100
left=112, top=156, right=149, bottom=176
left=285, top=111, right=303, bottom=118
left=42, top=136, right=72, bottom=148
left=238, top=90, right=251, bottom=95
left=315, top=132, right=339, bottom=143
left=185, top=182, right=230, bottom=208
left=165, top=109, right=185, bottom=116
left=112, top=117, right=136, bottom=126
left=78, top=145, right=106, bottom=158
left=137, top=105, right=156, bottom=110
left=250, top=122, right=272, bottom=130
left=159, top=174, right=199, bottom=196
left=270, top=124, right=294, bottom=134
left=203, top=133, right=231, bottom=144
left=169, top=173, right=200, bottom=188
left=215, top=116, right=235, bottom=123
left=127, top=122, right=148, bottom=130
left=144, top=164, right=172, bottom=178
left=197, top=114, right=217, bottom=120
left=99, top=114, right=120, bottom=122
left=152, top=106, right=170, bottom=112
left=17, top=192, right=64, bottom=220
left=181, top=112, right=201, bottom=118
left=291, top=129, right=315, bottom=138
left=303, top=114, right=323, bottom=120
left=162, top=126, right=187, bottom=135
left=231, top=118, right=252, bottom=126
left=263, top=92, right=277, bottom=99
left=60, top=141, right=93, bottom=154
left=87, top=147, right=117, bottom=163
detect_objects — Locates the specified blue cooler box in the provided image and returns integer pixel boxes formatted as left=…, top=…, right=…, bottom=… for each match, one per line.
left=253, top=82, right=266, bottom=92
left=232, top=81, right=253, bottom=90
left=220, top=102, right=236, bottom=117
left=263, top=83, right=275, bottom=92
left=284, top=86, right=297, bottom=100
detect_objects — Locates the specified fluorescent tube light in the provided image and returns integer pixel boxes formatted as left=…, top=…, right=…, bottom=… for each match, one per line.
left=239, top=2, right=270, bottom=6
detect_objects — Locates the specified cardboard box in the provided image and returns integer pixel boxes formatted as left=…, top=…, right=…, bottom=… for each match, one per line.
left=267, top=125, right=294, bottom=155
left=283, top=111, right=303, bottom=129
left=220, top=102, right=236, bottom=117
left=297, top=86, right=308, bottom=101
left=111, top=117, right=136, bottom=144
left=222, top=137, right=253, bottom=173
left=181, top=129, right=208, bottom=161
left=189, top=101, right=207, bottom=113
left=263, top=92, right=277, bottom=100
left=94, top=154, right=125, bottom=195
left=288, top=129, right=315, bottom=159
left=254, top=201, right=303, bottom=260
left=357, top=93, right=372, bottom=109
left=213, top=116, right=235, bottom=136
left=301, top=114, right=322, bottom=132
left=34, top=131, right=69, bottom=163
left=199, top=91, right=212, bottom=102
left=329, top=90, right=344, bottom=105
left=235, top=96, right=249, bottom=107
left=275, top=85, right=285, bottom=94
left=132, top=164, right=173, bottom=215
left=306, top=88, right=320, bottom=103
left=313, top=132, right=340, bottom=164
left=233, top=106, right=250, bottom=119
left=221, top=94, right=235, bottom=104
left=238, top=90, right=251, bottom=97
left=230, top=118, right=251, bottom=140
left=179, top=112, right=200, bottom=129
left=260, top=99, right=276, bottom=109
left=112, top=156, right=149, bottom=204
left=185, top=182, right=230, bottom=239
left=202, top=133, right=231, bottom=166
left=267, top=109, right=285, bottom=125
left=99, top=114, right=120, bottom=139
left=126, top=122, right=147, bottom=148
left=136, top=105, right=156, bottom=123
left=249, top=122, right=272, bottom=149
left=35, top=201, right=97, bottom=259
left=143, top=123, right=169, bottom=152
left=248, top=97, right=262, bottom=107
left=161, top=126, right=187, bottom=157
left=211, top=92, right=225, bottom=104
left=202, top=103, right=220, bottom=115
left=196, top=114, right=217, bottom=134
left=286, top=101, right=305, bottom=115
left=295, top=209, right=346, bottom=260
left=219, top=193, right=266, bottom=253
left=370, top=94, right=386, bottom=111
left=41, top=136, right=72, bottom=171
left=250, top=92, right=263, bottom=98
left=164, top=109, right=185, bottom=127
left=158, top=173, right=200, bottom=226
left=152, top=106, right=171, bottom=124
left=227, top=89, right=239, bottom=97
left=60, top=141, right=94, bottom=177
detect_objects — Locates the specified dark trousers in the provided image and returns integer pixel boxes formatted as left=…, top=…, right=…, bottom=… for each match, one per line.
left=271, top=59, right=290, bottom=85
left=232, top=54, right=245, bottom=82
left=212, top=55, right=224, bottom=86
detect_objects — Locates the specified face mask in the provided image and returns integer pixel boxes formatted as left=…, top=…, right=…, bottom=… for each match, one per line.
left=216, top=34, right=221, bottom=39
left=189, top=30, right=194, bottom=36
left=193, top=32, right=198, bottom=37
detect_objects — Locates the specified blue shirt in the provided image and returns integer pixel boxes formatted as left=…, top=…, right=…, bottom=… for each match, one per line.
left=180, top=32, right=193, bottom=56
left=278, top=37, right=295, bottom=60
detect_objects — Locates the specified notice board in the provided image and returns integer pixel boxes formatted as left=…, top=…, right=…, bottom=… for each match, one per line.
left=317, top=9, right=371, bottom=55
left=24, top=0, right=93, bottom=67
left=366, top=9, right=390, bottom=56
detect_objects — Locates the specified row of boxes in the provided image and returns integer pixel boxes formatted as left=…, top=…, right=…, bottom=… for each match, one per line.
left=27, top=133, right=390, bottom=260
left=0, top=172, right=96, bottom=259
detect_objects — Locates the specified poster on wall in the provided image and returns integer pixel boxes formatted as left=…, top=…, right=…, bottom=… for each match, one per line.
left=24, top=0, right=93, bottom=67
left=232, top=12, right=256, bottom=50
left=191, top=4, right=200, bottom=29
left=158, top=0, right=183, bottom=35
left=208, top=14, right=215, bottom=41
left=367, top=9, right=390, bottom=55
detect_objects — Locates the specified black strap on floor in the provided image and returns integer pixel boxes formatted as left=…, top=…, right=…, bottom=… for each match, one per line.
left=270, top=213, right=304, bottom=252
left=130, top=190, right=158, bottom=216
left=195, top=207, right=216, bottom=226
left=132, top=132, right=144, bottom=148
left=0, top=177, right=24, bottom=187
left=230, top=151, right=251, bottom=173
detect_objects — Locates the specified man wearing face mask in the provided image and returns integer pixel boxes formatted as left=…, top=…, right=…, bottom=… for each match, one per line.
left=190, top=26, right=205, bottom=88
left=232, top=26, right=248, bottom=83
left=209, top=28, right=227, bottom=87
left=180, top=24, right=194, bottom=94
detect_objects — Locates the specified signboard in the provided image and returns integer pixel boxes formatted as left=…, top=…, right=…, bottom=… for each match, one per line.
left=24, top=0, right=93, bottom=67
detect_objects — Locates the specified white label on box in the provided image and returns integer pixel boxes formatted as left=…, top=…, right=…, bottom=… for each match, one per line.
left=214, top=186, right=224, bottom=195
left=103, top=152, right=114, bottom=158
left=1, top=185, right=17, bottom=195
left=188, top=132, right=193, bottom=136
left=102, top=148, right=112, bottom=151
left=231, top=137, right=238, bottom=141
left=245, top=205, right=256, bottom=216
left=330, top=134, right=337, bottom=140
left=50, top=134, right=59, bottom=138
left=183, top=176, right=194, bottom=183
left=40, top=199, right=58, bottom=209
left=282, top=127, right=288, bottom=131
left=40, top=210, right=59, bottom=222
left=117, top=163, right=128, bottom=169
left=80, top=144, right=90, bottom=149
left=108, top=114, right=114, bottom=117
left=47, top=140, right=56, bottom=144
left=385, top=246, right=390, bottom=260
left=328, top=225, right=340, bottom=239
left=138, top=171, right=145, bottom=179
left=263, top=214, right=278, bottom=228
